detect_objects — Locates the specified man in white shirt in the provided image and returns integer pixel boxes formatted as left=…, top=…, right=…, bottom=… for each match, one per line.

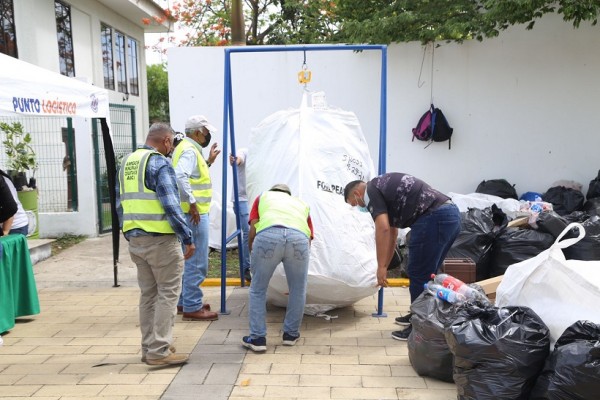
left=171, top=115, right=221, bottom=321
left=0, top=169, right=29, bottom=236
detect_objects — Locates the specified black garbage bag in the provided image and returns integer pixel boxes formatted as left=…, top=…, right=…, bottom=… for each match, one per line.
left=563, top=211, right=590, bottom=224
left=408, top=285, right=490, bottom=383
left=476, top=179, right=518, bottom=199
left=407, top=290, right=458, bottom=382
left=530, top=321, right=600, bottom=400
left=387, top=243, right=403, bottom=270
left=535, top=211, right=569, bottom=239
left=563, top=216, right=600, bottom=261
left=489, top=227, right=555, bottom=277
left=582, top=197, right=600, bottom=217
left=447, top=208, right=499, bottom=280
left=543, top=186, right=585, bottom=216
left=445, top=304, right=550, bottom=400
left=586, top=170, right=600, bottom=200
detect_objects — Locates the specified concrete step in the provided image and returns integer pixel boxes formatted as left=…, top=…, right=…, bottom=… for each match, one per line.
left=27, top=238, right=54, bottom=265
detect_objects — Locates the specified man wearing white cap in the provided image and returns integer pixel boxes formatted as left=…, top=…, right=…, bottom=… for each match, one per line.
left=172, top=115, right=221, bottom=321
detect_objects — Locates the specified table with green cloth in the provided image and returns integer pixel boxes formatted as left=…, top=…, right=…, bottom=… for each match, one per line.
left=0, top=234, right=40, bottom=333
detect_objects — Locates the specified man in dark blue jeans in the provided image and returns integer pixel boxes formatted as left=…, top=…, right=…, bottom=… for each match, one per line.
left=344, top=173, right=461, bottom=340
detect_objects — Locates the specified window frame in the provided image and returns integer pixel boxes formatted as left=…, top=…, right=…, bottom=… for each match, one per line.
left=127, top=37, right=139, bottom=96
left=100, top=23, right=139, bottom=97
left=114, top=30, right=127, bottom=94
left=100, top=23, right=115, bottom=90
left=0, top=0, right=18, bottom=58
left=55, top=0, right=76, bottom=77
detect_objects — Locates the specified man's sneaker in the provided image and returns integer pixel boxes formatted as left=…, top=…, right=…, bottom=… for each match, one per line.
left=282, top=332, right=299, bottom=346
left=242, top=336, right=267, bottom=352
left=391, top=326, right=412, bottom=341
left=395, top=312, right=413, bottom=326
left=145, top=353, right=189, bottom=366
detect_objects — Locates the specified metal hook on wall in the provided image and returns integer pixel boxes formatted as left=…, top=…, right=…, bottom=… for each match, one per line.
left=417, top=44, right=428, bottom=88
left=298, top=49, right=312, bottom=86
left=416, top=42, right=436, bottom=104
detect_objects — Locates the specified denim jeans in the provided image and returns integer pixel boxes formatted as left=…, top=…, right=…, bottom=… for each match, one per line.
left=234, top=200, right=250, bottom=271
left=248, top=227, right=310, bottom=338
left=9, top=225, right=28, bottom=236
left=407, top=203, right=461, bottom=302
left=178, top=212, right=209, bottom=312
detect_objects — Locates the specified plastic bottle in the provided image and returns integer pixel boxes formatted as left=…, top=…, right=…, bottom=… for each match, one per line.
left=424, top=282, right=466, bottom=303
left=431, top=273, right=487, bottom=302
left=530, top=203, right=543, bottom=214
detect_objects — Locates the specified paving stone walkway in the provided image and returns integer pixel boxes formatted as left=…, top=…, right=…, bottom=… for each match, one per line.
left=0, top=235, right=456, bottom=399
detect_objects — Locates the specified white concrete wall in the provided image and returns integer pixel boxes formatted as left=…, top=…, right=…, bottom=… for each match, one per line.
left=168, top=13, right=600, bottom=199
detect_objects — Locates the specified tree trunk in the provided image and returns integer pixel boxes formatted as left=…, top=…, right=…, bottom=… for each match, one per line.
left=231, top=0, right=246, bottom=45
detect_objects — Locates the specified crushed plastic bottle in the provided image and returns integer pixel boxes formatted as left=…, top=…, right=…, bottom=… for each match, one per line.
left=431, top=273, right=488, bottom=302
left=424, top=282, right=466, bottom=304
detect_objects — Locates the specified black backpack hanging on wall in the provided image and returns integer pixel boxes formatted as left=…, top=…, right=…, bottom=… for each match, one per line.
left=430, top=107, right=453, bottom=148
left=412, top=104, right=454, bottom=149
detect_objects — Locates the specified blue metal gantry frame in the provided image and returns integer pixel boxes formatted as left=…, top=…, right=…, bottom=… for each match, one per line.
left=219, top=44, right=388, bottom=317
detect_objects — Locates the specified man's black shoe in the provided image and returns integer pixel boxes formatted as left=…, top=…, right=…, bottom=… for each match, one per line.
left=394, top=312, right=412, bottom=326
left=391, top=326, right=412, bottom=341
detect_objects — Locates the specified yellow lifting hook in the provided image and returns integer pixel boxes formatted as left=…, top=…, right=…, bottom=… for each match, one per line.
left=298, top=50, right=311, bottom=85
left=298, top=68, right=311, bottom=85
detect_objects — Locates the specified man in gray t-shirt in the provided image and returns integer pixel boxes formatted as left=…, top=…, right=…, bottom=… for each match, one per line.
left=344, top=172, right=461, bottom=341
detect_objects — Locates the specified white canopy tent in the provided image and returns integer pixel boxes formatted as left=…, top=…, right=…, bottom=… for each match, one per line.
left=0, top=53, right=109, bottom=118
left=0, top=53, right=121, bottom=285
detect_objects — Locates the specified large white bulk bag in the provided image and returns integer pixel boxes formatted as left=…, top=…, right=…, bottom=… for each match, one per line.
left=209, top=193, right=238, bottom=250
left=496, top=223, right=600, bottom=347
left=247, top=92, right=378, bottom=314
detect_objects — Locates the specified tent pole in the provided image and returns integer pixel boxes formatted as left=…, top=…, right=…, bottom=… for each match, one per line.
left=100, top=118, right=120, bottom=287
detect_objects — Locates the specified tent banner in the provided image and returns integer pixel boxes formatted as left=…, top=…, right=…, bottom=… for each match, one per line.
left=0, top=53, right=109, bottom=118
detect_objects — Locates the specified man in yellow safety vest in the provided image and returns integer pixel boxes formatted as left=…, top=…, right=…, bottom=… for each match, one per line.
left=117, top=123, right=195, bottom=365
left=241, top=184, right=314, bottom=352
left=172, top=115, right=220, bottom=321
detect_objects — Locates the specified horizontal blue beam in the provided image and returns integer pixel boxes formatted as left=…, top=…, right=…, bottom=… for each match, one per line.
left=225, top=44, right=386, bottom=55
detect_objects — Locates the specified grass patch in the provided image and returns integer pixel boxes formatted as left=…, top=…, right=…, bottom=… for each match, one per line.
left=51, top=234, right=87, bottom=256
left=208, top=248, right=243, bottom=278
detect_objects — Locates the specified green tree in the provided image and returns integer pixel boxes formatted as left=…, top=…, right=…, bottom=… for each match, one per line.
left=147, top=63, right=170, bottom=123
left=153, top=0, right=338, bottom=47
left=336, top=0, right=600, bottom=44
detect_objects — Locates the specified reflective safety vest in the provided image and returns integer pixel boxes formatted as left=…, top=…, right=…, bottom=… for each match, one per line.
left=172, top=138, right=212, bottom=214
left=254, top=191, right=311, bottom=238
left=120, top=149, right=174, bottom=234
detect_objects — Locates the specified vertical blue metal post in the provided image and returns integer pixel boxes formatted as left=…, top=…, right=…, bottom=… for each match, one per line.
left=219, top=50, right=232, bottom=315
left=373, top=47, right=388, bottom=318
